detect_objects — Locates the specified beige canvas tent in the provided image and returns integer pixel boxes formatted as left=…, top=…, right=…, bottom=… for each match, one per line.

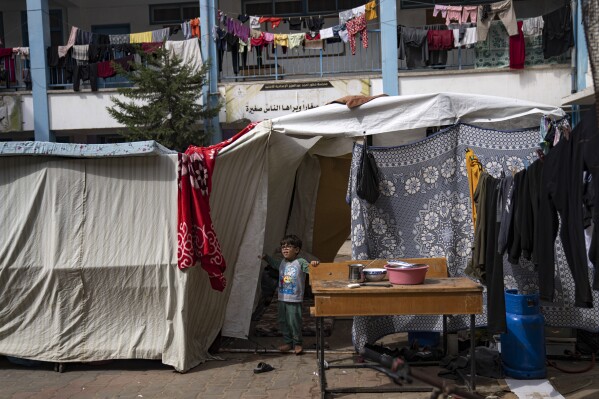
left=0, top=93, right=565, bottom=372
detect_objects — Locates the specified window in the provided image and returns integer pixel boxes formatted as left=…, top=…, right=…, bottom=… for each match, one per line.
left=401, top=0, right=497, bottom=9
left=149, top=3, right=199, bottom=24
left=244, top=0, right=364, bottom=16
left=21, top=9, right=63, bottom=47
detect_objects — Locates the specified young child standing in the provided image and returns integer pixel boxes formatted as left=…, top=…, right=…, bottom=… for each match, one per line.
left=261, top=234, right=319, bottom=355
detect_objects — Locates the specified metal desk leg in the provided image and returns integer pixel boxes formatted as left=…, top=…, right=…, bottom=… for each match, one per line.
left=318, top=317, right=327, bottom=398
left=470, top=313, right=476, bottom=391
left=442, top=315, right=448, bottom=355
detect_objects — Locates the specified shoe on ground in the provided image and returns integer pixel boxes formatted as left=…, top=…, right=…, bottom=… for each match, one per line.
left=253, top=362, right=275, bottom=374
left=294, top=345, right=303, bottom=355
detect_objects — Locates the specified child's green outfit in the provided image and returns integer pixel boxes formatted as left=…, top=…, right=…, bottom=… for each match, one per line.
left=264, top=254, right=311, bottom=347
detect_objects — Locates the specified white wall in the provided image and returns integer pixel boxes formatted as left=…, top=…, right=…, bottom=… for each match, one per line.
left=371, top=66, right=573, bottom=107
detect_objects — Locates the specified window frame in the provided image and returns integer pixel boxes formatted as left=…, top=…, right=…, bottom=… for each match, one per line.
left=400, top=0, right=497, bottom=9
left=149, top=2, right=200, bottom=25
left=242, top=0, right=365, bottom=17
left=21, top=9, right=63, bottom=47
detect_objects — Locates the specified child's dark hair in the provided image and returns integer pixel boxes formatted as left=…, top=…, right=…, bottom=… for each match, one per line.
left=280, top=234, right=302, bottom=249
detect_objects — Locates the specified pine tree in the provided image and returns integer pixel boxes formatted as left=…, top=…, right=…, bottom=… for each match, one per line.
left=106, top=45, right=220, bottom=152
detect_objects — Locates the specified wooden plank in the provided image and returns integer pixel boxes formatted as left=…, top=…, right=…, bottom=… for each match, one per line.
left=313, top=291, right=483, bottom=316
left=311, top=277, right=481, bottom=294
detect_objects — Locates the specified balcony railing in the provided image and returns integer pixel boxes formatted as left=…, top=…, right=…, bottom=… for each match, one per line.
left=0, top=26, right=568, bottom=91
left=219, top=30, right=476, bottom=81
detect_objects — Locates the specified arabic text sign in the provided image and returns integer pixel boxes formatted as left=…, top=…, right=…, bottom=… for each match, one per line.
left=225, top=79, right=370, bottom=123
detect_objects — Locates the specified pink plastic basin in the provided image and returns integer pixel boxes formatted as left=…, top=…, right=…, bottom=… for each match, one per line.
left=384, top=264, right=429, bottom=285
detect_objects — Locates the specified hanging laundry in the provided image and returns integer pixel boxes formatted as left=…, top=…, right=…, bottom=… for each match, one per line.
left=238, top=14, right=249, bottom=23
left=338, top=28, right=349, bottom=43
left=181, top=21, right=192, bottom=40
left=75, top=29, right=93, bottom=45
left=339, top=9, right=354, bottom=25
left=141, top=42, right=163, bottom=53
left=365, top=1, right=377, bottom=21
left=542, top=4, right=574, bottom=59
left=346, top=13, right=367, bottom=55
left=522, top=16, right=544, bottom=37
left=273, top=34, right=288, bottom=47
left=427, top=30, right=454, bottom=51
left=287, top=17, right=303, bottom=31
left=461, top=6, right=477, bottom=24
left=287, top=33, right=305, bottom=49
left=227, top=18, right=250, bottom=42
left=190, top=18, right=200, bottom=39
left=509, top=21, right=525, bottom=69
left=477, top=0, right=518, bottom=41
left=304, top=32, right=323, bottom=50
left=97, top=55, right=134, bottom=78
left=109, top=33, right=130, bottom=45
left=250, top=16, right=261, bottom=29
left=307, top=16, right=325, bottom=31
left=152, top=27, right=171, bottom=43
left=58, top=26, right=78, bottom=58
left=453, top=27, right=477, bottom=48
left=398, top=26, right=428, bottom=68
left=259, top=17, right=283, bottom=29
left=445, top=6, right=463, bottom=26
left=465, top=148, right=483, bottom=230
left=130, top=31, right=153, bottom=44
left=72, top=63, right=98, bottom=91
left=319, top=27, right=334, bottom=40
left=72, top=44, right=89, bottom=61
left=433, top=5, right=449, bottom=19
left=263, top=32, right=275, bottom=44
left=165, top=39, right=203, bottom=73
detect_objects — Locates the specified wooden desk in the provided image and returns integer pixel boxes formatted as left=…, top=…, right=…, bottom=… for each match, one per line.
left=310, top=261, right=483, bottom=398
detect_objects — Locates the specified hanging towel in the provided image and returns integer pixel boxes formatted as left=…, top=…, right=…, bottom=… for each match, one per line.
left=152, top=27, right=171, bottom=42
left=130, top=31, right=153, bottom=43
left=165, top=39, right=203, bottom=73
left=58, top=26, right=78, bottom=58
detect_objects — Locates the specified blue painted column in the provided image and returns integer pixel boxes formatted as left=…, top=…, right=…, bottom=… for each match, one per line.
left=572, top=0, right=589, bottom=126
left=26, top=0, right=54, bottom=142
left=380, top=0, right=399, bottom=96
left=199, top=0, right=223, bottom=144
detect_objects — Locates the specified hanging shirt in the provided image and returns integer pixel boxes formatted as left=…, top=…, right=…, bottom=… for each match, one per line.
left=130, top=31, right=153, bottom=43
left=250, top=16, right=261, bottom=29
left=304, top=32, right=323, bottom=50
left=190, top=18, right=200, bottom=39
left=365, top=1, right=377, bottom=20
left=287, top=33, right=305, bottom=49
left=522, top=16, right=544, bottom=36
left=319, top=27, right=334, bottom=40
left=181, top=21, right=192, bottom=39
left=453, top=27, right=478, bottom=48
left=274, top=34, right=288, bottom=47
left=264, top=255, right=311, bottom=303
left=288, top=17, right=303, bottom=31
left=346, top=14, right=368, bottom=55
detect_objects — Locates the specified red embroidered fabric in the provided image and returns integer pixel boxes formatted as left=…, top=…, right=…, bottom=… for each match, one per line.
left=177, top=122, right=259, bottom=291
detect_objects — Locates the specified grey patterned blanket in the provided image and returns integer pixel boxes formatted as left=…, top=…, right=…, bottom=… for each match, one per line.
left=349, top=123, right=599, bottom=351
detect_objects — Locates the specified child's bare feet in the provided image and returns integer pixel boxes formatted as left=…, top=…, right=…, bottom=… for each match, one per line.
left=279, top=344, right=292, bottom=353
left=294, top=345, right=303, bottom=355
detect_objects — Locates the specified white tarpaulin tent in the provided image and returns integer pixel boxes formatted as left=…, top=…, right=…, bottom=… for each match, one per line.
left=0, top=93, right=565, bottom=369
left=216, top=92, right=565, bottom=338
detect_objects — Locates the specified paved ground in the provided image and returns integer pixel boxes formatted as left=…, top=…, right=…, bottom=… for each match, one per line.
left=2, top=241, right=599, bottom=398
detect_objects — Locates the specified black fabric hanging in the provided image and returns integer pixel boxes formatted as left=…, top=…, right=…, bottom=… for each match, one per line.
left=356, top=137, right=380, bottom=204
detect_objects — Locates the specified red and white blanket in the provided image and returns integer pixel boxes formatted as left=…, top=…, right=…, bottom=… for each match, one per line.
left=177, top=123, right=258, bottom=291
